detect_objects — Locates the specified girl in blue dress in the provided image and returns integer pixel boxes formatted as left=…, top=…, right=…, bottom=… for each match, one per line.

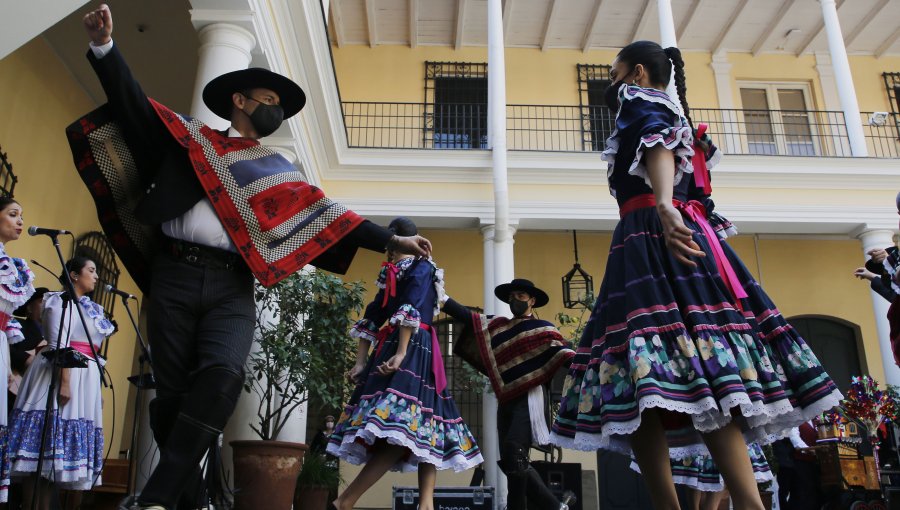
left=328, top=217, right=482, bottom=510
left=550, top=41, right=841, bottom=510
left=0, top=197, right=35, bottom=503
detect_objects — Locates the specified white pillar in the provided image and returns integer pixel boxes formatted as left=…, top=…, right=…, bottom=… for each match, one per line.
left=710, top=51, right=739, bottom=153
left=184, top=21, right=259, bottom=486
left=189, top=23, right=257, bottom=128
left=133, top=387, right=156, bottom=492
left=656, top=0, right=681, bottom=113
left=814, top=51, right=851, bottom=156
left=488, top=3, right=513, bottom=501
left=857, top=229, right=900, bottom=386
left=819, top=0, right=868, bottom=157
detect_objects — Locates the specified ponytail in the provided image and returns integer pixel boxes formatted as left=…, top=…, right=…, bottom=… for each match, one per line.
left=663, top=46, right=692, bottom=127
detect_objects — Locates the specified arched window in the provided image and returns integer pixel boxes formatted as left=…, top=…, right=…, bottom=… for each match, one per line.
left=73, top=231, right=121, bottom=320
left=787, top=315, right=864, bottom=393
left=0, top=145, right=19, bottom=198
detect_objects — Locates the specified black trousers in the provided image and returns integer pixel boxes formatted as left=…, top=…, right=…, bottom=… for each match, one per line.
left=497, top=395, right=560, bottom=510
left=142, top=252, right=255, bottom=508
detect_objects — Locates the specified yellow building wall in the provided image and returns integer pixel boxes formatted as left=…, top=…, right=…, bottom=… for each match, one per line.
left=333, top=44, right=900, bottom=114
left=337, top=228, right=880, bottom=508
left=0, top=38, right=144, bottom=462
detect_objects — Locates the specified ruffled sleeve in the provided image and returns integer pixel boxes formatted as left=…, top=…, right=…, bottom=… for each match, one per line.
left=601, top=84, right=695, bottom=197
left=79, top=296, right=116, bottom=336
left=0, top=248, right=35, bottom=309
left=5, top=317, right=23, bottom=344
left=350, top=318, right=379, bottom=343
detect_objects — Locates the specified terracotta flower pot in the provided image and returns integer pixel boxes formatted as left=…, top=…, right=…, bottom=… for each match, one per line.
left=231, top=440, right=308, bottom=510
left=294, top=485, right=331, bottom=510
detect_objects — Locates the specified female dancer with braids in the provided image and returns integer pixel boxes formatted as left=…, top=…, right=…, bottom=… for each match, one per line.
left=328, top=217, right=482, bottom=510
left=550, top=41, right=841, bottom=510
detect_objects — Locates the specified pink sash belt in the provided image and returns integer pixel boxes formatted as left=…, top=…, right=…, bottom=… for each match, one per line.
left=619, top=194, right=748, bottom=311
left=373, top=323, right=448, bottom=394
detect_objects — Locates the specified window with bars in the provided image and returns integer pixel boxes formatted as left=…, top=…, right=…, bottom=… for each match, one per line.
left=885, top=72, right=900, bottom=115
left=578, top=64, right=615, bottom=152
left=73, top=232, right=121, bottom=349
left=0, top=145, right=19, bottom=198
left=434, top=316, right=483, bottom=442
left=425, top=62, right=488, bottom=149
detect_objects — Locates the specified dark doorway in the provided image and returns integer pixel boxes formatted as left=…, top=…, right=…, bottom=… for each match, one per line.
left=787, top=315, right=863, bottom=393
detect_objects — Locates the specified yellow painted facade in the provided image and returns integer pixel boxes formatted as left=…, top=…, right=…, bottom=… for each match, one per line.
left=0, top=37, right=144, bottom=460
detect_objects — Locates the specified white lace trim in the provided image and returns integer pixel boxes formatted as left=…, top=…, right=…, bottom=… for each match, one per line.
left=326, top=423, right=483, bottom=473
left=550, top=387, right=843, bottom=458
left=626, top=128, right=695, bottom=191
left=621, top=85, right=683, bottom=117
left=433, top=265, right=447, bottom=317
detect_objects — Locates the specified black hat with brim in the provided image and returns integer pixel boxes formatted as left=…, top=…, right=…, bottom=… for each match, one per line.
left=202, top=67, right=307, bottom=121
left=13, top=287, right=49, bottom=318
left=494, top=278, right=550, bottom=308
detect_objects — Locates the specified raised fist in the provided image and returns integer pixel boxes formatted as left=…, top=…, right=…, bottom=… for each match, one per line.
left=83, top=4, right=113, bottom=46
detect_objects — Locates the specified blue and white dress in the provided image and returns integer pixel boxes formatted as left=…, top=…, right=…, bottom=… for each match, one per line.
left=9, top=292, right=114, bottom=490
left=0, top=243, right=35, bottom=501
left=328, top=257, right=483, bottom=472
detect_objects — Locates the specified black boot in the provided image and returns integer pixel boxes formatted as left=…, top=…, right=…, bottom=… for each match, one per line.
left=137, top=367, right=244, bottom=509
left=148, top=396, right=206, bottom=510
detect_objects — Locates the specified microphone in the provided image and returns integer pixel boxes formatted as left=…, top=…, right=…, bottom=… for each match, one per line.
left=105, top=284, right=136, bottom=300
left=28, top=226, right=70, bottom=237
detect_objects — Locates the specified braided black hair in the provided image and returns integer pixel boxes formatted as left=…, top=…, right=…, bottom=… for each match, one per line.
left=616, top=40, right=693, bottom=127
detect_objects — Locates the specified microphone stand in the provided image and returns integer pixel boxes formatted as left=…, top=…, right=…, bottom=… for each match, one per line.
left=30, top=233, right=107, bottom=510
left=119, top=293, right=153, bottom=498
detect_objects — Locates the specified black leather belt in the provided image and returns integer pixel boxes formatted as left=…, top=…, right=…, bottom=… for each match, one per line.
left=164, top=237, right=246, bottom=272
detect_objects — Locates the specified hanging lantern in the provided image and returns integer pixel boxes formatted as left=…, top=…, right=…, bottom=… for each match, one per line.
left=561, top=230, right=593, bottom=309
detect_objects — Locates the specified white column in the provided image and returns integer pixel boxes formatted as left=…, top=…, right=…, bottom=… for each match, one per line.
left=480, top=225, right=503, bottom=504
left=857, top=229, right=900, bottom=386
left=710, top=51, right=739, bottom=153
left=189, top=23, right=257, bottom=128
left=133, top=387, right=156, bottom=492
left=488, top=3, right=513, bottom=502
left=656, top=0, right=681, bottom=113
left=814, top=51, right=851, bottom=156
left=819, top=0, right=868, bottom=157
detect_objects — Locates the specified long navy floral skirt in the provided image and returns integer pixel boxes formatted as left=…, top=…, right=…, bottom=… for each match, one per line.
left=550, top=203, right=842, bottom=458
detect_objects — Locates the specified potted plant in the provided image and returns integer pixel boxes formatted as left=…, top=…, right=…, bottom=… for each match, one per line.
left=294, top=452, right=342, bottom=510
left=230, top=270, right=365, bottom=510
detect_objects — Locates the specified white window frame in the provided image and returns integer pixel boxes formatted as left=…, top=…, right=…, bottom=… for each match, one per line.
left=737, top=81, right=821, bottom=156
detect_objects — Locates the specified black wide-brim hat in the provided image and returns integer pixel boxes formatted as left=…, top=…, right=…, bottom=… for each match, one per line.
left=13, top=287, right=49, bottom=318
left=494, top=278, right=550, bottom=308
left=202, top=67, right=307, bottom=121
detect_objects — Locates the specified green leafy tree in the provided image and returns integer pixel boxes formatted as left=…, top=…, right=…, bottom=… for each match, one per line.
left=246, top=270, right=366, bottom=441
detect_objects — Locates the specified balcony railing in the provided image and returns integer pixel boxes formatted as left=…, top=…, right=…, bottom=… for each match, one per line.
left=341, top=102, right=900, bottom=158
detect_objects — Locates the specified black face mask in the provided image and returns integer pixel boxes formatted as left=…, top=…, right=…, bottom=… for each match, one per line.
left=243, top=98, right=284, bottom=138
left=604, top=81, right=624, bottom=112
left=509, top=298, right=530, bottom=317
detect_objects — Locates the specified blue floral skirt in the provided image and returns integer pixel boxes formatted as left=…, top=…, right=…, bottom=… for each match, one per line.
left=630, top=442, right=773, bottom=491
left=550, top=205, right=842, bottom=458
left=8, top=356, right=104, bottom=490
left=327, top=326, right=483, bottom=472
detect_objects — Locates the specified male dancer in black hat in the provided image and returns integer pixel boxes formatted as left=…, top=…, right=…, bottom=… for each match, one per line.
left=443, top=279, right=576, bottom=510
left=78, top=5, right=431, bottom=510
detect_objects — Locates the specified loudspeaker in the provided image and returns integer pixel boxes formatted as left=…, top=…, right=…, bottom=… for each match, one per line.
left=533, top=461, right=582, bottom=510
